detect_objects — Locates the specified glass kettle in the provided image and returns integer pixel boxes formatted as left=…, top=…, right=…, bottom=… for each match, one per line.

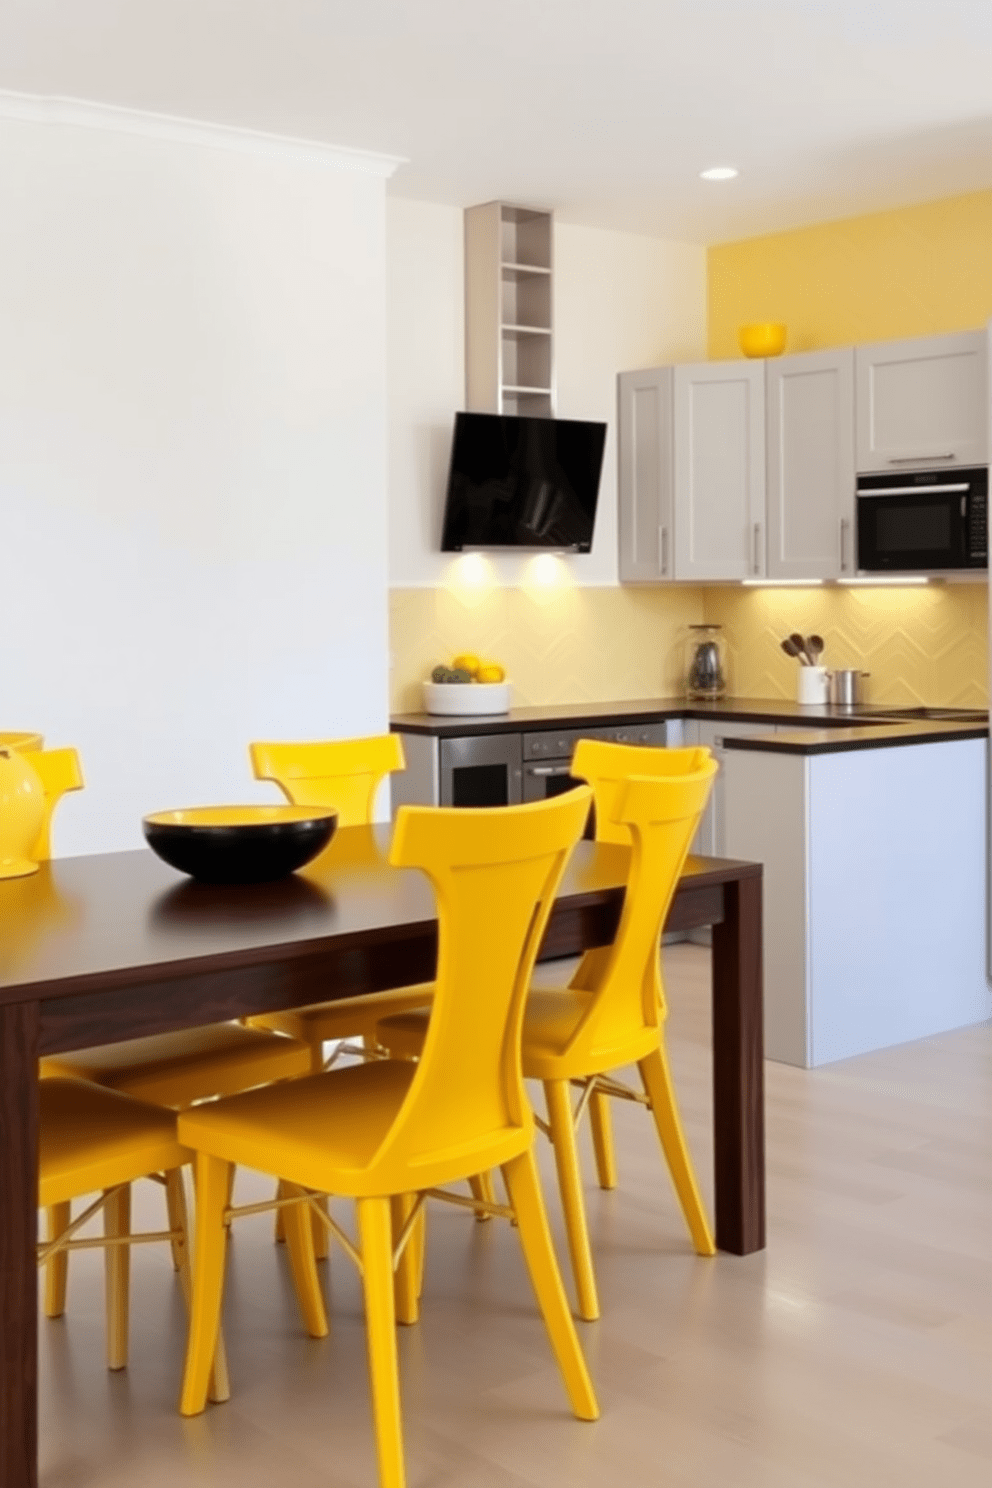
left=684, top=624, right=728, bottom=700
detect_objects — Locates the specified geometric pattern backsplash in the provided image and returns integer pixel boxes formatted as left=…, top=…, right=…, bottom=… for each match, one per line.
left=390, top=580, right=988, bottom=713
left=703, top=582, right=989, bottom=708
left=389, top=581, right=705, bottom=713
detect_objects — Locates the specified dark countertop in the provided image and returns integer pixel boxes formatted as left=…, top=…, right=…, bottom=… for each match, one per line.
left=390, top=696, right=989, bottom=754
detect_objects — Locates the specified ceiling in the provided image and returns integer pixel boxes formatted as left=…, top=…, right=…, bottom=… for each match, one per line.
left=4, top=0, right=992, bottom=242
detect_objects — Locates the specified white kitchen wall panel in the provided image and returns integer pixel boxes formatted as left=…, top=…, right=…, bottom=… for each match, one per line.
left=0, top=112, right=395, bottom=854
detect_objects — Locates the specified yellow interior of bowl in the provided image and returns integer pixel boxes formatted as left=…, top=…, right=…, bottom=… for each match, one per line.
left=144, top=805, right=337, bottom=828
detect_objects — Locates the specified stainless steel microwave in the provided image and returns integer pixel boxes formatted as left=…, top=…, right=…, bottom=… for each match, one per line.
left=856, top=466, right=988, bottom=573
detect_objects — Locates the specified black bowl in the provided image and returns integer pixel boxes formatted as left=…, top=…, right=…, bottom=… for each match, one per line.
left=142, top=805, right=338, bottom=884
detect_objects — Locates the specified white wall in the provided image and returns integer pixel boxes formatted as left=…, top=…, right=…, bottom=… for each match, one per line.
left=387, top=199, right=706, bottom=587
left=0, top=109, right=393, bottom=854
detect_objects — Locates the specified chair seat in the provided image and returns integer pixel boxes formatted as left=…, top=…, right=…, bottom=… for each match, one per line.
left=40, top=1022, right=312, bottom=1108
left=178, top=1056, right=533, bottom=1200
left=253, top=984, right=435, bottom=1048
left=179, top=1061, right=416, bottom=1194
left=40, top=1078, right=189, bottom=1208
left=379, top=987, right=659, bottom=1081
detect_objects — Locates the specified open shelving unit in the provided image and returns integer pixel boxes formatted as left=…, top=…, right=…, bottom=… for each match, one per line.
left=464, top=202, right=555, bottom=417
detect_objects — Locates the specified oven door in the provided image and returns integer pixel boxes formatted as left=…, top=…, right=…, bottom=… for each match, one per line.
left=856, top=474, right=985, bottom=571
left=522, top=760, right=583, bottom=803
left=439, top=733, right=522, bottom=807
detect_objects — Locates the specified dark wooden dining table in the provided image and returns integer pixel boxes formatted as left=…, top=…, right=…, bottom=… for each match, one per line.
left=0, top=825, right=763, bottom=1488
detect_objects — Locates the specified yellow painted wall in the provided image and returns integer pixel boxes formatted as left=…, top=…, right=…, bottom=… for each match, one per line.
left=708, top=187, right=992, bottom=358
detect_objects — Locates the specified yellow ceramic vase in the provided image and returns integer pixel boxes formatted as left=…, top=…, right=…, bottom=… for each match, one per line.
left=0, top=746, right=46, bottom=879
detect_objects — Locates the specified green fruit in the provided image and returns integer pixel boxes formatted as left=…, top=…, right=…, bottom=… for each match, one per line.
left=447, top=668, right=472, bottom=684
left=431, top=664, right=452, bottom=683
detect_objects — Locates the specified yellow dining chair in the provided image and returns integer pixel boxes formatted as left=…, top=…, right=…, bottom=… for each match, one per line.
left=177, top=788, right=598, bottom=1488
left=26, top=746, right=84, bottom=860
left=249, top=734, right=497, bottom=1244
left=570, top=739, right=713, bottom=1192
left=35, top=747, right=313, bottom=1306
left=248, top=734, right=437, bottom=1062
left=39, top=1076, right=227, bottom=1399
left=381, top=746, right=718, bottom=1322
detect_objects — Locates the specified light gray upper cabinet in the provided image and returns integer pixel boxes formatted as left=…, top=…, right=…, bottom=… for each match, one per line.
left=617, top=367, right=674, bottom=580
left=766, top=348, right=856, bottom=580
left=855, top=330, right=988, bottom=472
left=672, top=361, right=766, bottom=581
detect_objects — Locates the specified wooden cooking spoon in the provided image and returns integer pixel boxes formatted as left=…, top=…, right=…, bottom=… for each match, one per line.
left=781, top=637, right=808, bottom=665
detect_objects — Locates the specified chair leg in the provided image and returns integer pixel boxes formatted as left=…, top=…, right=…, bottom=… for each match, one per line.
left=638, top=1046, right=715, bottom=1256
left=103, top=1185, right=130, bottom=1371
left=275, top=1039, right=330, bottom=1257
left=358, top=1196, right=406, bottom=1488
left=391, top=1193, right=420, bottom=1326
left=180, top=1152, right=232, bottom=1417
left=275, top=1175, right=330, bottom=1260
left=164, top=1169, right=187, bottom=1271
left=44, top=1203, right=71, bottom=1318
left=588, top=1089, right=618, bottom=1190
left=501, top=1149, right=599, bottom=1422
left=544, top=1080, right=600, bottom=1321
left=468, top=1171, right=496, bottom=1222
left=171, top=1164, right=229, bottom=1404
left=282, top=1184, right=329, bottom=1338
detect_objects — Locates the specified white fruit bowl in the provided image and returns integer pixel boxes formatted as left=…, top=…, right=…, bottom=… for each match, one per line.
left=422, top=681, right=512, bottom=716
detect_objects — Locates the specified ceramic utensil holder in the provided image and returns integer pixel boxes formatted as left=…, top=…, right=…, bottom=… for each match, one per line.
left=797, top=666, right=829, bottom=706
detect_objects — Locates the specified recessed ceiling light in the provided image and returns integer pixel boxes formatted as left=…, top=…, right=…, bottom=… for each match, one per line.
left=700, top=166, right=739, bottom=181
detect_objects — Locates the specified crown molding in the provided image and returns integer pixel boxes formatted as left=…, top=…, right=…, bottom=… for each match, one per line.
left=0, top=90, right=404, bottom=177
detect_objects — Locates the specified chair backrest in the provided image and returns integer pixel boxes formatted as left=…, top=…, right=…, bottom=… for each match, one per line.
left=374, top=787, right=593, bottom=1183
left=27, top=748, right=85, bottom=861
left=571, top=738, right=712, bottom=845
left=249, top=735, right=406, bottom=827
left=562, top=756, right=717, bottom=1062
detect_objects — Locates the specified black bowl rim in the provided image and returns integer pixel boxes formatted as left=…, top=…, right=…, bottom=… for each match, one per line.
left=143, top=805, right=338, bottom=832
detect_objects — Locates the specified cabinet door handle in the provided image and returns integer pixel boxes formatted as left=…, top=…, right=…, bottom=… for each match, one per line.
left=888, top=453, right=955, bottom=464
left=658, top=524, right=669, bottom=576
left=529, top=764, right=572, bottom=777
left=840, top=516, right=850, bottom=572
left=752, top=522, right=763, bottom=575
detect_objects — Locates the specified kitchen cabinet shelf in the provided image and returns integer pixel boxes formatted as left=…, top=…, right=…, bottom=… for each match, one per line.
left=466, top=201, right=555, bottom=418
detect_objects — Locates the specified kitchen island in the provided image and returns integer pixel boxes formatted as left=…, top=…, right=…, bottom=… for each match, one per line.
left=721, top=723, right=990, bottom=1067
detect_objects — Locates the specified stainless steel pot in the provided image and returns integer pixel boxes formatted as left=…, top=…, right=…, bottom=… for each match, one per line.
left=830, top=668, right=870, bottom=708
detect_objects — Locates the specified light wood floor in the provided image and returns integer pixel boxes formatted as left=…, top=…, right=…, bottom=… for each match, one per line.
left=39, top=945, right=992, bottom=1486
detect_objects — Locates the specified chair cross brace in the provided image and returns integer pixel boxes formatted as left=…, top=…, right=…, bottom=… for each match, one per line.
left=37, top=1183, right=183, bottom=1265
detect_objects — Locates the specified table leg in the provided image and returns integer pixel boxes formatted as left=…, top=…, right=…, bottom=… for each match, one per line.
left=0, top=1001, right=39, bottom=1488
left=710, top=873, right=765, bottom=1255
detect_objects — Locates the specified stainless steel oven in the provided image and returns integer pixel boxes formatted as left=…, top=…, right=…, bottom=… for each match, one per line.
left=856, top=465, right=988, bottom=573
left=522, top=722, right=670, bottom=803
left=400, top=719, right=673, bottom=814
left=438, top=732, right=522, bottom=806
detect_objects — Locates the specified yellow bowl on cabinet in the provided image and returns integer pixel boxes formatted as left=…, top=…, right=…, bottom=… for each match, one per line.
left=739, top=323, right=787, bottom=358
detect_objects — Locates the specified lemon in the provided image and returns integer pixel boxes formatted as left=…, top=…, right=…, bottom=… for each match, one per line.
left=451, top=653, right=481, bottom=677
left=477, top=662, right=505, bottom=684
